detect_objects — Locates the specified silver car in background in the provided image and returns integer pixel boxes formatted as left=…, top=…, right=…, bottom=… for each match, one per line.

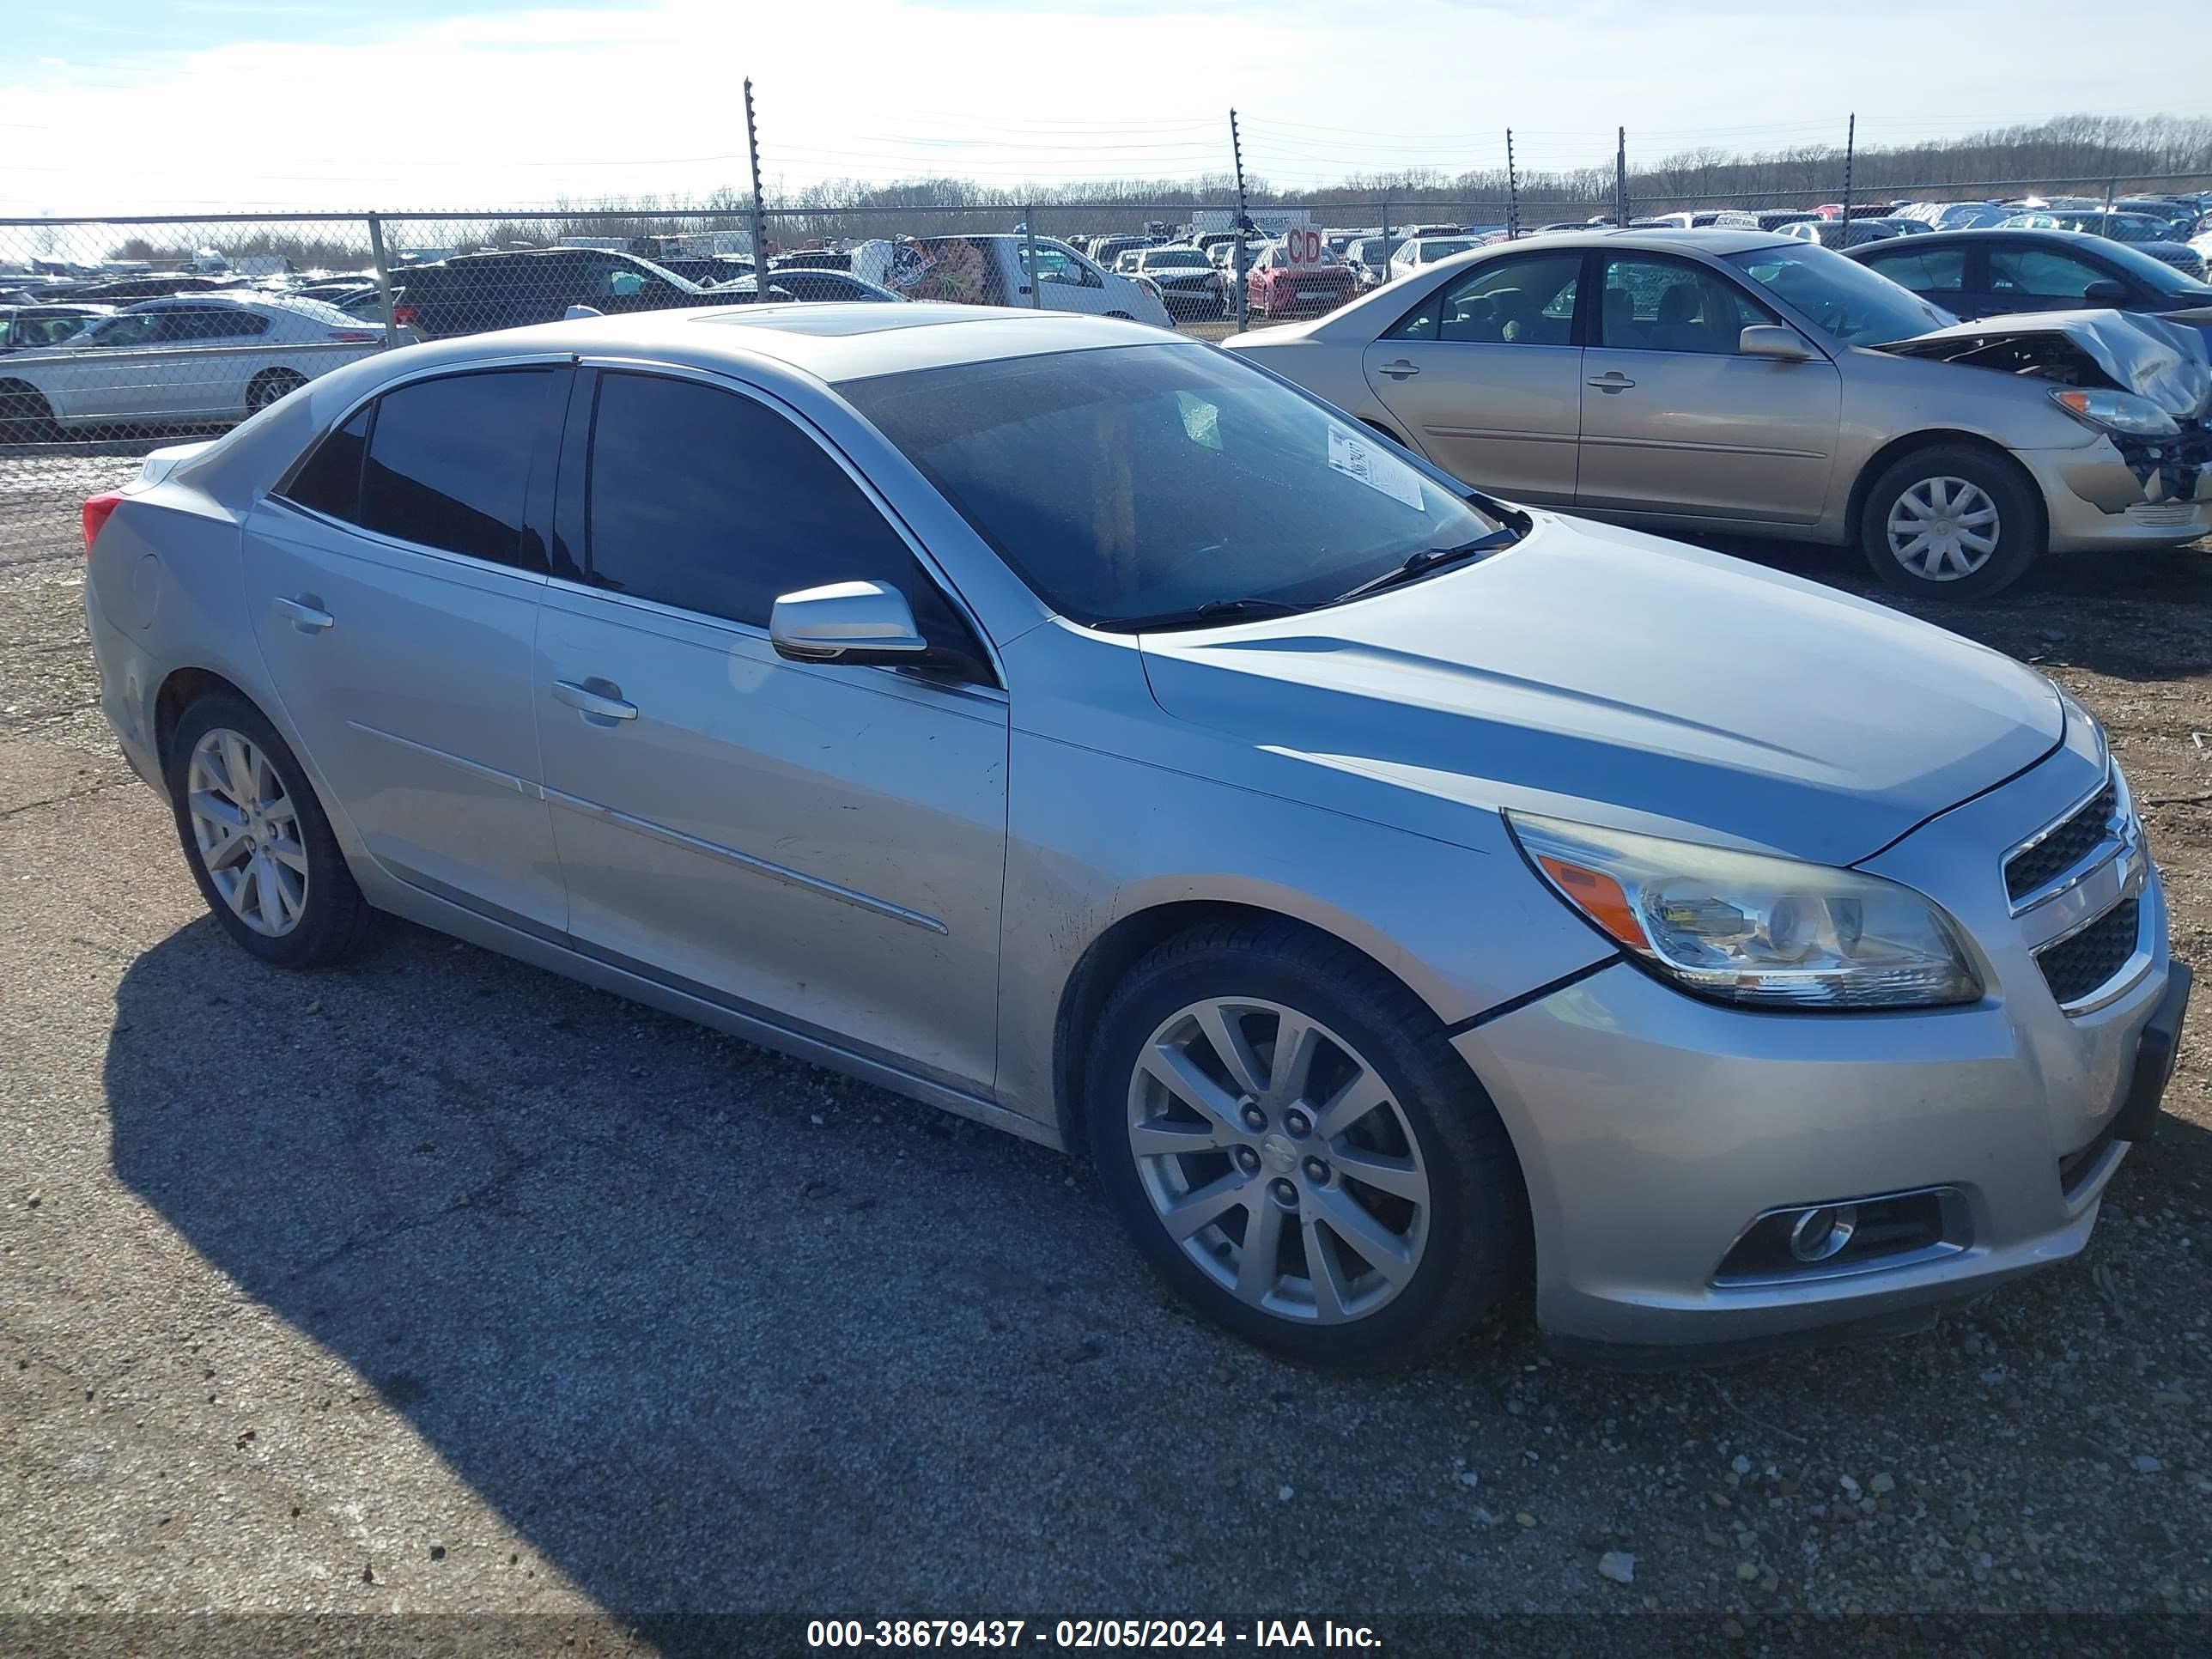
left=85, top=305, right=2189, bottom=1370
left=1227, top=229, right=2212, bottom=599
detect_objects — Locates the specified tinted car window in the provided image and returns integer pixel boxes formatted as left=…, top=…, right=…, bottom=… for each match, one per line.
left=359, top=368, right=551, bottom=568
left=1597, top=258, right=1771, bottom=353
left=1858, top=245, right=1968, bottom=294
left=1988, top=247, right=2107, bottom=302
left=586, top=371, right=927, bottom=632
left=283, top=403, right=372, bottom=520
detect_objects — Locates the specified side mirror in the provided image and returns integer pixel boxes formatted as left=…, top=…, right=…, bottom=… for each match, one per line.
left=769, top=580, right=927, bottom=664
left=2082, top=278, right=2130, bottom=306
left=1741, top=325, right=1815, bottom=362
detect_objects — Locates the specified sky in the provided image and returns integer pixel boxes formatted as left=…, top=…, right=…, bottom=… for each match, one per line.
left=3, top=0, right=2207, bottom=219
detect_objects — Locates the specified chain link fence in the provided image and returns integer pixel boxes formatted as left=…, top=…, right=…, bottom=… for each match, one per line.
left=4, top=168, right=2209, bottom=547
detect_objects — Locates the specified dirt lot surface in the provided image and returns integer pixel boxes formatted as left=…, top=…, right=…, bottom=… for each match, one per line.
left=1, top=442, right=2208, bottom=1652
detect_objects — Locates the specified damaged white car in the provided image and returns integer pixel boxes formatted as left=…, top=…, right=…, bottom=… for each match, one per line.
left=1227, top=231, right=2211, bottom=599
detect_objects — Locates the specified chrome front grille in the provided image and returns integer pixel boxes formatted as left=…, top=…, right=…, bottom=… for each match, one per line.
left=2037, top=896, right=2142, bottom=1007
left=2005, top=777, right=2117, bottom=907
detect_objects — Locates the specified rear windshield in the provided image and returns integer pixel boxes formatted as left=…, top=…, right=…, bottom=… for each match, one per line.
left=842, top=343, right=1505, bottom=629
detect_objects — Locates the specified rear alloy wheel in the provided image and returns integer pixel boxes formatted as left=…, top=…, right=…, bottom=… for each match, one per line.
left=1858, top=444, right=2040, bottom=601
left=246, top=368, right=307, bottom=415
left=166, top=691, right=374, bottom=967
left=1086, top=919, right=1528, bottom=1371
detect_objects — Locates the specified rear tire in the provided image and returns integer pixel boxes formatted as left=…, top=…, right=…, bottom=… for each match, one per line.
left=1084, top=917, right=1528, bottom=1372
left=0, top=380, right=55, bottom=443
left=245, top=368, right=308, bottom=416
left=165, top=690, right=375, bottom=968
left=1857, top=443, right=2042, bottom=601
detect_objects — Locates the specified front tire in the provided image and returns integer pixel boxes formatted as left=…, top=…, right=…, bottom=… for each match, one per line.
left=1085, top=918, right=1528, bottom=1372
left=165, top=691, right=374, bottom=968
left=1857, top=443, right=2042, bottom=601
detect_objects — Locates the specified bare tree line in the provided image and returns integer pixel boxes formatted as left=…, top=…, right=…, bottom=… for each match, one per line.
left=101, top=114, right=2212, bottom=265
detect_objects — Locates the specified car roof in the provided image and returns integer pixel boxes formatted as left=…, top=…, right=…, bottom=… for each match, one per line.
left=1850, top=228, right=2124, bottom=252
left=377, top=302, right=1180, bottom=386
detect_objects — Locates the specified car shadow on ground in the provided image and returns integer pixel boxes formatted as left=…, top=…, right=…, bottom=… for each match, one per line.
left=102, top=908, right=2211, bottom=1625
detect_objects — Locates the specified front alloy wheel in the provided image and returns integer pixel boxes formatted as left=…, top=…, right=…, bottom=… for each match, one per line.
left=1086, top=919, right=1529, bottom=1371
left=1128, top=998, right=1430, bottom=1324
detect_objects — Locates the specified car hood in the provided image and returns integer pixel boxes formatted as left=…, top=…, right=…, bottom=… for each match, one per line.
left=1875, top=307, right=2212, bottom=418
left=1137, top=517, right=2062, bottom=866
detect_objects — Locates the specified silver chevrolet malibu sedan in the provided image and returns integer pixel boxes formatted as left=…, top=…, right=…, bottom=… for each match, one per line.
left=85, top=304, right=2190, bottom=1370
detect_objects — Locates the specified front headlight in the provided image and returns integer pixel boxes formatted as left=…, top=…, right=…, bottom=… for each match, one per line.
left=2051, top=387, right=2181, bottom=437
left=1507, top=813, right=1983, bottom=1010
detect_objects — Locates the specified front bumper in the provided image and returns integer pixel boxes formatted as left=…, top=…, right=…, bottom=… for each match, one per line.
left=2015, top=436, right=2212, bottom=553
left=1458, top=739, right=2179, bottom=1358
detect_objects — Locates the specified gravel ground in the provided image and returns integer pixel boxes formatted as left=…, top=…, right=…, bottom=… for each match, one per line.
left=1, top=441, right=2208, bottom=1650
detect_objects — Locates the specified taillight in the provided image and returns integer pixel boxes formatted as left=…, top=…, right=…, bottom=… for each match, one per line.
left=392, top=302, right=418, bottom=327
left=82, top=491, right=124, bottom=554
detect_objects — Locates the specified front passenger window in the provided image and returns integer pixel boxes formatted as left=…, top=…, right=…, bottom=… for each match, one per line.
left=1596, top=258, right=1771, bottom=355
left=583, top=371, right=988, bottom=677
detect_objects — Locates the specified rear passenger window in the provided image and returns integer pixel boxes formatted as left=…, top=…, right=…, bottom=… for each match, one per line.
left=283, top=403, right=371, bottom=520
left=359, top=368, right=551, bottom=568
left=584, top=371, right=922, bottom=629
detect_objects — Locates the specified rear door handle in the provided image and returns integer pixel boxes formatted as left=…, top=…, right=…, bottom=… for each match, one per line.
left=553, top=678, right=637, bottom=724
left=271, top=594, right=333, bottom=633
left=1378, top=359, right=1420, bottom=380
left=1586, top=372, right=1636, bottom=392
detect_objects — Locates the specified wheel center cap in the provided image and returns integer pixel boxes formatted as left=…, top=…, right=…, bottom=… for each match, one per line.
left=1260, top=1133, right=1297, bottom=1174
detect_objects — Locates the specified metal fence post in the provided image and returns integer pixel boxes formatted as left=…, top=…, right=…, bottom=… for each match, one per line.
left=1839, top=113, right=1856, bottom=228
left=1505, top=130, right=1519, bottom=240
left=1380, top=198, right=1391, bottom=246
left=365, top=213, right=398, bottom=349
left=1024, top=207, right=1040, bottom=309
left=2104, top=175, right=2118, bottom=214
left=1230, top=107, right=1251, bottom=331
left=744, top=78, right=770, bottom=281
left=1614, top=127, right=1630, bottom=226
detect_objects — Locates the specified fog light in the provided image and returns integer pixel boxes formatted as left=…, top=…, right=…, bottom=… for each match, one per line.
left=1788, top=1204, right=1858, bottom=1263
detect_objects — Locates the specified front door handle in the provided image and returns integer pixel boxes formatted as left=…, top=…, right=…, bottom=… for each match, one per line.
left=271, top=594, right=333, bottom=633
left=1378, top=359, right=1420, bottom=380
left=552, top=678, right=638, bottom=724
left=1586, top=371, right=1637, bottom=392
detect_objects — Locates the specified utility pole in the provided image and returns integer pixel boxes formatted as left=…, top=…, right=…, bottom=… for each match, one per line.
left=1230, top=107, right=1250, bottom=331
left=744, top=78, right=770, bottom=283
left=1839, top=112, right=1856, bottom=230
left=1505, top=129, right=1520, bottom=240
left=1614, top=127, right=1629, bottom=227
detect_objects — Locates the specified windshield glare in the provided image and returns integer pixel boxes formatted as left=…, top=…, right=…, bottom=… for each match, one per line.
left=842, top=344, right=1507, bottom=629
left=1726, top=244, right=1954, bottom=346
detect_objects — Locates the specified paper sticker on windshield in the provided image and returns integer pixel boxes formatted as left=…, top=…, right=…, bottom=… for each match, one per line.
left=1328, top=426, right=1426, bottom=512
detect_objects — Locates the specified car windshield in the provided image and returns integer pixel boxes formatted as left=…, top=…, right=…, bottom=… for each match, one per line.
left=1726, top=244, right=1954, bottom=346
left=842, top=343, right=1511, bottom=630
left=2088, top=239, right=2212, bottom=298
left=1417, top=240, right=1476, bottom=262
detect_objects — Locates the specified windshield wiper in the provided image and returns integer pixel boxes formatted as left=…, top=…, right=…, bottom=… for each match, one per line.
left=1105, top=597, right=1313, bottom=633
left=1327, top=529, right=1521, bottom=607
